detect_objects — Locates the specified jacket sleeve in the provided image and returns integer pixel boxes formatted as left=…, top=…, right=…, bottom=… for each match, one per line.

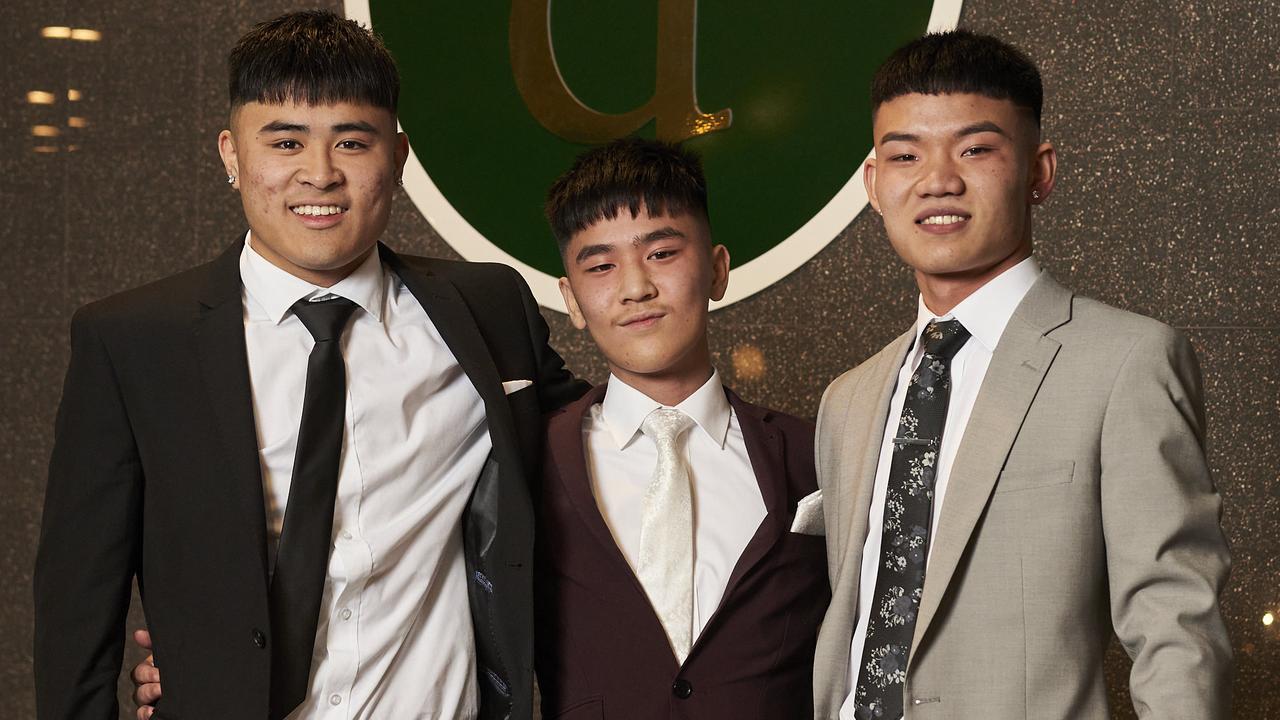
left=508, top=267, right=589, bottom=413
left=1100, top=325, right=1232, bottom=718
left=33, top=308, right=143, bottom=720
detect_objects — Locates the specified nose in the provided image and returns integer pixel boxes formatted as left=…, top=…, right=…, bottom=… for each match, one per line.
left=619, top=261, right=657, bottom=304
left=299, top=147, right=343, bottom=190
left=917, top=154, right=964, bottom=198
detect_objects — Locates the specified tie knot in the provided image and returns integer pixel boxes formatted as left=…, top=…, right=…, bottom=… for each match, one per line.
left=641, top=408, right=695, bottom=445
left=921, top=319, right=971, bottom=360
left=292, top=296, right=358, bottom=343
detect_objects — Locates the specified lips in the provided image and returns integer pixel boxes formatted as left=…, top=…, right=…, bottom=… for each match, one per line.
left=914, top=208, right=971, bottom=226
left=619, top=311, right=665, bottom=328
left=290, top=204, right=348, bottom=217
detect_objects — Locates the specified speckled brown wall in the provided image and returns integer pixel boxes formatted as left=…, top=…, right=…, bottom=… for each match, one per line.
left=1, top=1, right=1275, bottom=718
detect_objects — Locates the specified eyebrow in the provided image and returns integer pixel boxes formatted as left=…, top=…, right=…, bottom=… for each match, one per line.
left=573, top=226, right=687, bottom=264
left=258, top=120, right=380, bottom=134
left=878, top=121, right=1011, bottom=145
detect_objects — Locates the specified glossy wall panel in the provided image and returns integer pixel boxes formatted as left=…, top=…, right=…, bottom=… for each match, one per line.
left=1, top=1, right=1275, bottom=718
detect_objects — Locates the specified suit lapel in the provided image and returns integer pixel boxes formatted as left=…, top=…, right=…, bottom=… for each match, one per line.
left=834, top=330, right=915, bottom=589
left=911, top=275, right=1073, bottom=654
left=378, top=245, right=515, bottom=450
left=193, top=239, right=269, bottom=583
left=711, top=389, right=788, bottom=612
left=549, top=385, right=642, bottom=583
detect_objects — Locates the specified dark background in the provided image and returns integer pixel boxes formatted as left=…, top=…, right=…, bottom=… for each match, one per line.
left=1, top=1, right=1275, bottom=717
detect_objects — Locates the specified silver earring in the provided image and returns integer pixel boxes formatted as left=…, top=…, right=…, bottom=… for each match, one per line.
left=226, top=174, right=236, bottom=185
left=1031, top=189, right=1041, bottom=200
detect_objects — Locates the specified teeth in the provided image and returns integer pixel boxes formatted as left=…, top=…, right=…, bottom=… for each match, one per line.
left=920, top=214, right=966, bottom=225
left=292, top=205, right=345, bottom=216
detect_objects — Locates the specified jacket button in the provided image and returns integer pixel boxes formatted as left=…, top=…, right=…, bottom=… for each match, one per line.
left=672, top=679, right=693, bottom=699
left=252, top=629, right=267, bottom=649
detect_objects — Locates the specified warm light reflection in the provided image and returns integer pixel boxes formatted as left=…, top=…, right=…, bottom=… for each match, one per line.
left=68, top=117, right=88, bottom=128
left=34, top=145, right=59, bottom=154
left=1265, top=612, right=1275, bottom=627
left=731, top=344, right=767, bottom=383
left=32, top=125, right=61, bottom=137
left=27, top=91, right=56, bottom=105
left=41, top=26, right=72, bottom=39
left=70, top=28, right=103, bottom=42
left=66, top=145, right=80, bottom=152
left=67, top=89, right=82, bottom=101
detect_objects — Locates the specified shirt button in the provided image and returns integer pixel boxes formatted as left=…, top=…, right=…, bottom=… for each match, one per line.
left=671, top=678, right=693, bottom=699
left=340, top=608, right=353, bottom=620
left=329, top=694, right=342, bottom=706
left=251, top=629, right=266, bottom=649
left=340, top=530, right=353, bottom=540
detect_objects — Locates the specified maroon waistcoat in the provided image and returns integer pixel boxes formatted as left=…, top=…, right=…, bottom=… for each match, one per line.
left=534, top=384, right=830, bottom=720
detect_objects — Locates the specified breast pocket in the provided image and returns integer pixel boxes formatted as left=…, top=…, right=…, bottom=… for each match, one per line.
left=993, top=460, right=1075, bottom=493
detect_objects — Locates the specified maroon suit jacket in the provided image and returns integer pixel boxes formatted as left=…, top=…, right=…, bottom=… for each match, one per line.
left=534, top=383, right=830, bottom=720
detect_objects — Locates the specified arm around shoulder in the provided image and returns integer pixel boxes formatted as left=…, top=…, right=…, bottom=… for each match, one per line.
left=1100, top=324, right=1232, bottom=718
left=507, top=267, right=588, bottom=412
left=34, top=308, right=144, bottom=719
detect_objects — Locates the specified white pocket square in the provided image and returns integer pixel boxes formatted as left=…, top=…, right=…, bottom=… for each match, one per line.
left=790, top=489, right=825, bottom=536
left=501, top=379, right=534, bottom=395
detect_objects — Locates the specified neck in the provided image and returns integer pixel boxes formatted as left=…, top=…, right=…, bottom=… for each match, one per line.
left=917, top=244, right=1032, bottom=316
left=611, top=360, right=715, bottom=407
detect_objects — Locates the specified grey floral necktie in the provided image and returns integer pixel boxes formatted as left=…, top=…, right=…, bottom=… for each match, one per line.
left=853, top=319, right=970, bottom=720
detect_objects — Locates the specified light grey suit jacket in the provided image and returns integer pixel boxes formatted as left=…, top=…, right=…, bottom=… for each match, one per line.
left=812, top=273, right=1231, bottom=719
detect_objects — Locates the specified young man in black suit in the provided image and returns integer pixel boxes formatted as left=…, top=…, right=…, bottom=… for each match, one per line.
left=33, top=11, right=583, bottom=720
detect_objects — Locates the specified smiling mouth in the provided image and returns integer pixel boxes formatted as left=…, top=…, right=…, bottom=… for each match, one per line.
left=917, top=214, right=970, bottom=226
left=290, top=204, right=348, bottom=217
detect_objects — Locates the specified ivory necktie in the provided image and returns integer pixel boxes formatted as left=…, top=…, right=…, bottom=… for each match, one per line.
left=637, top=407, right=697, bottom=664
left=269, top=296, right=358, bottom=720
left=853, top=319, right=970, bottom=720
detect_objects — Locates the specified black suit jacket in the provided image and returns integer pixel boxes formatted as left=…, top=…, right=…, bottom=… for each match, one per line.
left=534, top=384, right=830, bottom=720
left=33, top=238, right=587, bottom=720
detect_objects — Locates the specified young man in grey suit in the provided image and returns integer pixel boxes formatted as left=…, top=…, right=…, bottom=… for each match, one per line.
left=811, top=31, right=1231, bottom=719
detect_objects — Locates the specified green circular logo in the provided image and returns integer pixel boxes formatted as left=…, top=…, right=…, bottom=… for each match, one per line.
left=347, top=1, right=961, bottom=311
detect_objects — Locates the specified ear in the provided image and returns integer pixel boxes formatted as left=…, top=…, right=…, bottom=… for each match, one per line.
left=708, top=244, right=730, bottom=302
left=1029, top=141, right=1057, bottom=205
left=394, top=132, right=410, bottom=180
left=218, top=129, right=239, bottom=189
left=558, top=276, right=588, bottom=330
left=863, top=155, right=881, bottom=214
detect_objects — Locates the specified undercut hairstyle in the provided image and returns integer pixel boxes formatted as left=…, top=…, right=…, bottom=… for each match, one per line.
left=228, top=10, right=399, bottom=112
left=872, top=29, right=1043, bottom=125
left=545, top=138, right=709, bottom=255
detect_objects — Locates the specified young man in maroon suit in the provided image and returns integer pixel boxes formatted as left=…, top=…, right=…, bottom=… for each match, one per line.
left=536, top=138, right=829, bottom=719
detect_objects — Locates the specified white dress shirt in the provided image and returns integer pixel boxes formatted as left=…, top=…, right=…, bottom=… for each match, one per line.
left=584, top=372, right=767, bottom=644
left=840, top=257, right=1042, bottom=719
left=240, top=233, right=490, bottom=719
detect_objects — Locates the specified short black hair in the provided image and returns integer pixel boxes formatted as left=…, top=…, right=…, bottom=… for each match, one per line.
left=228, top=10, right=399, bottom=112
left=545, top=138, right=709, bottom=255
left=872, top=30, right=1042, bottom=125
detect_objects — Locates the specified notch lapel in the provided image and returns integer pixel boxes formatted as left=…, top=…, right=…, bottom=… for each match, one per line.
left=911, top=275, right=1074, bottom=655
left=378, top=245, right=515, bottom=450
left=833, top=330, right=916, bottom=589
left=193, top=240, right=268, bottom=583
left=712, top=389, right=787, bottom=608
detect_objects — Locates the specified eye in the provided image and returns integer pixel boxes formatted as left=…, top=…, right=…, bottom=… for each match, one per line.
left=337, top=139, right=368, bottom=150
left=961, top=145, right=992, bottom=157
left=272, top=139, right=301, bottom=151
left=585, top=262, right=614, bottom=274
left=889, top=153, right=917, bottom=162
left=649, top=249, right=677, bottom=260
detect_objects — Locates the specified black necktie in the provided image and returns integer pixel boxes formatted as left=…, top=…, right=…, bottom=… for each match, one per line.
left=853, top=319, right=970, bottom=720
left=268, top=296, right=358, bottom=720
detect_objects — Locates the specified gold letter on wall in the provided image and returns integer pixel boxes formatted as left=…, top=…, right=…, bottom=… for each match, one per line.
left=510, top=0, right=732, bottom=143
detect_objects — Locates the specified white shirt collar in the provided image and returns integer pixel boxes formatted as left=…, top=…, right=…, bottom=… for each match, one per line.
left=914, top=256, right=1042, bottom=352
left=600, top=370, right=732, bottom=450
left=239, top=230, right=385, bottom=324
